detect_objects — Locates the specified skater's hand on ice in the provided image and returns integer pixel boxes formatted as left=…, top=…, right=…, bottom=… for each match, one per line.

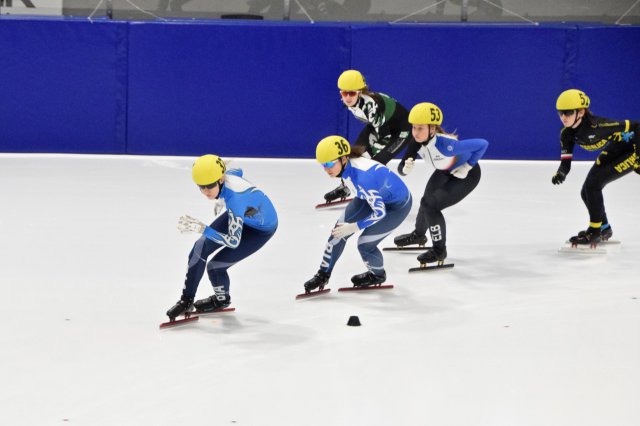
left=213, top=198, right=226, bottom=216
left=177, top=215, right=206, bottom=234
left=451, top=163, right=472, bottom=179
left=551, top=171, right=566, bottom=185
left=402, top=158, right=415, bottom=175
left=331, top=222, right=359, bottom=239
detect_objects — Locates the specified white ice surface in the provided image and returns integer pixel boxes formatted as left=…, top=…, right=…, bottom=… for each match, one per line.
left=0, top=154, right=639, bottom=426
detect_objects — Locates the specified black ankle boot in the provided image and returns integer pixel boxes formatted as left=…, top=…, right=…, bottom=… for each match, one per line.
left=351, top=271, right=386, bottom=287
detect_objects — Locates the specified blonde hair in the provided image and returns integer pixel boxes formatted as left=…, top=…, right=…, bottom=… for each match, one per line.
left=434, top=125, right=458, bottom=140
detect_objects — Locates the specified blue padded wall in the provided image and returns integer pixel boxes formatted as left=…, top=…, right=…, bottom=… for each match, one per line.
left=126, top=21, right=350, bottom=157
left=575, top=25, right=640, bottom=127
left=0, top=18, right=128, bottom=153
left=1, top=18, right=639, bottom=160
left=348, top=24, right=571, bottom=160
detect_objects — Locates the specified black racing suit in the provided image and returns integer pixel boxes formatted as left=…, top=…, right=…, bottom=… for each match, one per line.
left=347, top=92, right=412, bottom=165
left=555, top=114, right=639, bottom=227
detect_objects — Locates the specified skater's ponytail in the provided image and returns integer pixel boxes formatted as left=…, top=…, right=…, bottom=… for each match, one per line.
left=349, top=145, right=368, bottom=158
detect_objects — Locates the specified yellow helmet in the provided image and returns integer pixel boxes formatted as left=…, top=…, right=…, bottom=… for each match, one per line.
left=192, top=154, right=226, bottom=186
left=409, top=102, right=443, bottom=125
left=556, top=89, right=590, bottom=110
left=316, top=135, right=351, bottom=164
left=337, top=70, right=367, bottom=91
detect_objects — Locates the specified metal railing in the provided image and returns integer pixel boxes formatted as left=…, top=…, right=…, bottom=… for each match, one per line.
left=1, top=1, right=639, bottom=25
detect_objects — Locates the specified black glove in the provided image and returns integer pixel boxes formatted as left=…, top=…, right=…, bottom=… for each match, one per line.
left=551, top=171, right=566, bottom=185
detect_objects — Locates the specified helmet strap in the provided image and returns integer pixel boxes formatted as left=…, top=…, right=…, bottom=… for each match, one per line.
left=571, top=110, right=584, bottom=128
left=215, top=180, right=224, bottom=199
left=336, top=157, right=346, bottom=178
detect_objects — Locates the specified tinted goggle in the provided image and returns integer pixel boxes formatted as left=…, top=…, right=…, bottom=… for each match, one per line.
left=557, top=109, right=576, bottom=117
left=198, top=181, right=219, bottom=190
left=340, top=90, right=360, bottom=97
left=321, top=160, right=339, bottom=168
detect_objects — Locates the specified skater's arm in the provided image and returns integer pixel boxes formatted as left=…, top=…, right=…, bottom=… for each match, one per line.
left=620, top=120, right=637, bottom=144
left=398, top=139, right=421, bottom=175
left=450, top=138, right=488, bottom=166
left=552, top=158, right=571, bottom=184
left=553, top=129, right=574, bottom=184
left=356, top=189, right=387, bottom=229
left=373, top=131, right=412, bottom=165
left=331, top=189, right=387, bottom=239
left=372, top=142, right=395, bottom=165
left=366, top=93, right=388, bottom=129
left=177, top=213, right=242, bottom=248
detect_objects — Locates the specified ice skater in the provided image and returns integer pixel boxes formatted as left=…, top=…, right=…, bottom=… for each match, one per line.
left=394, top=102, right=488, bottom=267
left=552, top=89, right=639, bottom=246
left=166, top=154, right=278, bottom=320
left=322, top=69, right=413, bottom=204
left=303, top=135, right=412, bottom=293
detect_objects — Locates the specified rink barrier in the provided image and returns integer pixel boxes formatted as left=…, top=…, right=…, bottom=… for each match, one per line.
left=1, top=17, right=639, bottom=160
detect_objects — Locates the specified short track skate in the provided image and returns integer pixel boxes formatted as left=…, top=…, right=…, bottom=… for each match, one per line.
left=558, top=227, right=620, bottom=254
left=385, top=232, right=428, bottom=251
left=159, top=312, right=200, bottom=329
left=193, top=307, right=236, bottom=315
left=317, top=183, right=352, bottom=209
left=159, top=307, right=235, bottom=329
left=383, top=245, right=427, bottom=251
left=408, top=261, right=454, bottom=273
left=409, top=248, right=453, bottom=272
left=295, top=288, right=331, bottom=300
left=338, top=284, right=394, bottom=292
left=558, top=239, right=620, bottom=255
left=315, top=198, right=353, bottom=209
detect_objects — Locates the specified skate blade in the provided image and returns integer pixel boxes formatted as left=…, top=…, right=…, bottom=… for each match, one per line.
left=338, top=284, right=394, bottom=292
left=159, top=315, right=199, bottom=329
left=558, top=245, right=608, bottom=255
left=295, top=288, right=331, bottom=300
left=408, top=263, right=454, bottom=273
left=383, top=246, right=426, bottom=251
left=563, top=239, right=621, bottom=245
left=315, top=198, right=353, bottom=209
left=193, top=307, right=235, bottom=315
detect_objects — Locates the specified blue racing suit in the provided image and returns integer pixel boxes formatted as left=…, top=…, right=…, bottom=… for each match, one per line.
left=319, top=157, right=412, bottom=277
left=182, top=169, right=278, bottom=300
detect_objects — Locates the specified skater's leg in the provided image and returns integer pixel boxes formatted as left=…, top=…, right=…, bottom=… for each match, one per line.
left=181, top=213, right=228, bottom=300
left=354, top=125, right=376, bottom=158
left=414, top=173, right=446, bottom=236
left=582, top=153, right=634, bottom=226
left=570, top=151, right=633, bottom=244
left=206, top=226, right=276, bottom=298
left=357, top=195, right=412, bottom=275
left=319, top=198, right=371, bottom=273
left=421, top=166, right=481, bottom=250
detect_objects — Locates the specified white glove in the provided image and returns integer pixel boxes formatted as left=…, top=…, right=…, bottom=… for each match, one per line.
left=402, top=158, right=415, bottom=175
left=213, top=198, right=226, bottom=216
left=331, top=222, right=359, bottom=239
left=451, top=163, right=473, bottom=179
left=177, top=215, right=206, bottom=234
